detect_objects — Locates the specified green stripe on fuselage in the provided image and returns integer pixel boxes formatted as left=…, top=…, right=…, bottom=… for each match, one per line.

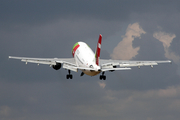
left=72, top=42, right=79, bottom=52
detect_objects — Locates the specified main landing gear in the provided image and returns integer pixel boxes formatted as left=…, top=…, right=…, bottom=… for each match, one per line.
left=66, top=70, right=73, bottom=79
left=99, top=72, right=106, bottom=80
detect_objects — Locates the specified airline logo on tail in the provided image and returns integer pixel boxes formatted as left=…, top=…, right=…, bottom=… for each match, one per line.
left=95, top=34, right=102, bottom=66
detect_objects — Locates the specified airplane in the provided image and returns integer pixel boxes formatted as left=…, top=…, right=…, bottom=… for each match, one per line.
left=9, top=34, right=171, bottom=80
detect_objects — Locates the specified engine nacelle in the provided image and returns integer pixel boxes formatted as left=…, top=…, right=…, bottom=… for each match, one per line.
left=110, top=66, right=117, bottom=72
left=52, top=63, right=61, bottom=70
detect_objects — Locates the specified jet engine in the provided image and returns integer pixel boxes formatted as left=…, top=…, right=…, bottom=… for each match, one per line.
left=110, top=66, right=116, bottom=72
left=52, top=63, right=61, bottom=70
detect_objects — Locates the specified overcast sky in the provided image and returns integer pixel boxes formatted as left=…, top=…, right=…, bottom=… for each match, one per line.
left=1, top=0, right=180, bottom=120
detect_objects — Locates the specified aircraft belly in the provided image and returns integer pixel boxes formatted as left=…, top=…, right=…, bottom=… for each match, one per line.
left=82, top=70, right=100, bottom=76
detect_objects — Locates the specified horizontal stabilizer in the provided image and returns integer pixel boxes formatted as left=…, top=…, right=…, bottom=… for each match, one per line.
left=63, top=63, right=78, bottom=72
left=72, top=67, right=99, bottom=71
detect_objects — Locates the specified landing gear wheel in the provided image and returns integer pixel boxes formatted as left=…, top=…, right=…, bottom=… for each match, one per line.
left=66, top=75, right=69, bottom=79
left=103, top=76, right=106, bottom=80
left=99, top=72, right=106, bottom=80
left=100, top=75, right=103, bottom=80
left=70, top=74, right=73, bottom=79
left=66, top=70, right=73, bottom=79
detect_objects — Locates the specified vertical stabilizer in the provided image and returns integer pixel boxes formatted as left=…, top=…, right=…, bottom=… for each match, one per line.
left=95, top=34, right=102, bottom=66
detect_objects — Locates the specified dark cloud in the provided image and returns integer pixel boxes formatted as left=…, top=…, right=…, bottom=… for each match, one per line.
left=1, top=0, right=179, bottom=26
left=1, top=0, right=180, bottom=120
left=0, top=0, right=129, bottom=25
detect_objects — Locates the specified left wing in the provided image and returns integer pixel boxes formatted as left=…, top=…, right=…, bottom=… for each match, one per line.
left=9, top=56, right=76, bottom=65
left=100, top=59, right=171, bottom=69
left=9, top=56, right=78, bottom=72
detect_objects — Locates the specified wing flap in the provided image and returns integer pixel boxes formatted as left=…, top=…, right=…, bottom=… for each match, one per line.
left=100, top=59, right=171, bottom=68
left=21, top=59, right=56, bottom=65
left=63, top=63, right=78, bottom=72
left=56, top=60, right=76, bottom=66
left=63, top=64, right=100, bottom=72
left=9, top=56, right=76, bottom=66
left=119, top=63, right=158, bottom=67
left=101, top=68, right=131, bottom=72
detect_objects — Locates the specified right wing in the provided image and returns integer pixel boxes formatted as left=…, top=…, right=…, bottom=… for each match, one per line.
left=100, top=59, right=171, bottom=69
left=101, top=67, right=131, bottom=72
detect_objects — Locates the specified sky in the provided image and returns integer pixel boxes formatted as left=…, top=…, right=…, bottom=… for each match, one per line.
left=0, top=0, right=180, bottom=120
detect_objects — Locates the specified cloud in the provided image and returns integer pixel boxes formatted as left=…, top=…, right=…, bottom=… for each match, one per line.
left=153, top=31, right=179, bottom=62
left=157, top=86, right=177, bottom=98
left=74, top=85, right=180, bottom=119
left=153, top=31, right=180, bottom=75
left=1, top=1, right=180, bottom=120
left=98, top=81, right=106, bottom=89
left=111, top=23, right=146, bottom=60
left=0, top=106, right=11, bottom=116
left=153, top=32, right=175, bottom=48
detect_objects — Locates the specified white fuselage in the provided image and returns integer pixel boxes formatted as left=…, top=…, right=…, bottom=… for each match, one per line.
left=74, top=42, right=101, bottom=76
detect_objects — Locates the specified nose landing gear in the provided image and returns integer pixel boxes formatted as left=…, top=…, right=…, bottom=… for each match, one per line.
left=66, top=70, right=73, bottom=79
left=99, top=72, right=106, bottom=80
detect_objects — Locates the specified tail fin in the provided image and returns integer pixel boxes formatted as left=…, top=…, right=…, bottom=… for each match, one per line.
left=95, top=34, right=102, bottom=66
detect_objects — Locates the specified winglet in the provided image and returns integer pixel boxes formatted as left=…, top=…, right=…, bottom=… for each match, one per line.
left=95, top=34, right=102, bottom=66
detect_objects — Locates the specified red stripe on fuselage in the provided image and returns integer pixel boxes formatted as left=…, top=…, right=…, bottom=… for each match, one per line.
left=72, top=44, right=80, bottom=57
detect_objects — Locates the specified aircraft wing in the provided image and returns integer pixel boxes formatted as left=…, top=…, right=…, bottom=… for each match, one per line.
left=100, top=59, right=171, bottom=69
left=9, top=56, right=76, bottom=68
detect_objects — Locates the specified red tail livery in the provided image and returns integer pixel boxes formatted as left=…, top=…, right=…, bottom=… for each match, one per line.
left=95, top=34, right=102, bottom=66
